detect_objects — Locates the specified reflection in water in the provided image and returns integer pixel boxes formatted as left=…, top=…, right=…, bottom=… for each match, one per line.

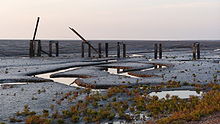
left=149, top=90, right=202, bottom=99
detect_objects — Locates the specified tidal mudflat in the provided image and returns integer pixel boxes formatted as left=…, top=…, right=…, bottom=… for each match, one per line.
left=0, top=44, right=220, bottom=123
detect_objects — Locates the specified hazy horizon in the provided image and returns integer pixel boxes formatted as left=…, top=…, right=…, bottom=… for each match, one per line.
left=0, top=0, right=220, bottom=40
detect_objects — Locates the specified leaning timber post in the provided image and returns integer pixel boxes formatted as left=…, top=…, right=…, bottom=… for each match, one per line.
left=117, top=42, right=120, bottom=58
left=154, top=44, right=158, bottom=59
left=105, top=43, right=108, bottom=58
left=98, top=43, right=102, bottom=58
left=81, top=42, right=85, bottom=58
left=192, top=43, right=196, bottom=60
left=88, top=44, right=91, bottom=58
left=30, top=17, right=40, bottom=58
left=123, top=43, right=126, bottom=58
left=56, top=42, right=59, bottom=57
left=159, top=43, right=162, bottom=59
left=49, top=41, right=52, bottom=57
left=37, top=40, right=41, bottom=57
left=196, top=43, right=200, bottom=59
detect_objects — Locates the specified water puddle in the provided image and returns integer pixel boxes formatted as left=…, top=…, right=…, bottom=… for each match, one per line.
left=105, top=68, right=139, bottom=78
left=35, top=67, right=80, bottom=86
left=105, top=65, right=166, bottom=78
left=149, top=90, right=202, bottom=99
left=129, top=54, right=144, bottom=57
left=141, top=66, right=166, bottom=71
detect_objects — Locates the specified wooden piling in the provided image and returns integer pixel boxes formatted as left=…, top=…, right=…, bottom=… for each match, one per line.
left=105, top=43, right=108, bottom=58
left=117, top=42, right=120, bottom=58
left=197, top=43, right=200, bottom=59
left=56, top=42, right=59, bottom=57
left=37, top=40, right=41, bottom=57
left=88, top=44, right=91, bottom=58
left=81, top=42, right=85, bottom=58
left=192, top=43, right=196, bottom=60
left=123, top=43, right=126, bottom=58
left=49, top=41, right=52, bottom=57
left=98, top=43, right=102, bottom=58
left=154, top=44, right=158, bottom=59
left=159, top=43, right=162, bottom=59
left=29, top=40, right=34, bottom=57
left=30, top=17, right=40, bottom=58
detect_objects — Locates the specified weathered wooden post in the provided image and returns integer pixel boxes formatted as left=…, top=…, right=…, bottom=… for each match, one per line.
left=30, top=17, right=40, bottom=57
left=105, top=43, right=108, bottom=58
left=81, top=42, right=85, bottom=58
left=196, top=43, right=200, bottom=59
left=56, top=42, right=59, bottom=57
left=29, top=40, right=34, bottom=57
left=98, top=43, right=102, bottom=58
left=37, top=40, right=41, bottom=57
left=49, top=41, right=52, bottom=57
left=88, top=44, right=91, bottom=58
left=154, top=44, right=158, bottom=59
left=159, top=43, right=162, bottom=59
left=123, top=43, right=126, bottom=58
left=192, top=43, right=196, bottom=60
left=117, top=42, right=120, bottom=58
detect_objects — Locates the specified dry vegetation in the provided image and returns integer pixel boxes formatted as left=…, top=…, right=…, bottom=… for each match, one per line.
left=9, top=81, right=220, bottom=124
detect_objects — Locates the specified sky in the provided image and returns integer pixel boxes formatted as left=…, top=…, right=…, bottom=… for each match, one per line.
left=0, top=0, right=219, bottom=40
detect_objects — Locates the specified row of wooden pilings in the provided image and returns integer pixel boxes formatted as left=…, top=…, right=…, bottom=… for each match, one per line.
left=29, top=40, right=59, bottom=57
left=81, top=42, right=127, bottom=58
left=30, top=40, right=200, bottom=60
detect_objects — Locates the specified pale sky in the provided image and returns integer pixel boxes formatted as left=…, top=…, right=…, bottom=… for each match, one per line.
left=0, top=0, right=220, bottom=40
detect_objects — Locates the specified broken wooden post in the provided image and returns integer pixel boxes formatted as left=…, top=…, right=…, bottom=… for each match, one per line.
left=159, top=43, right=162, bottom=59
left=117, top=42, right=120, bottom=58
left=123, top=43, right=126, bottom=58
left=56, top=42, right=59, bottom=57
left=49, top=41, right=52, bottom=57
left=37, top=40, right=41, bottom=57
left=88, top=44, right=91, bottom=58
left=192, top=43, right=196, bottom=60
left=105, top=43, right=108, bottom=58
left=98, top=43, right=102, bottom=58
left=30, top=17, right=40, bottom=57
left=81, top=42, right=85, bottom=58
left=154, top=44, right=158, bottom=59
left=196, top=43, right=200, bottom=59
